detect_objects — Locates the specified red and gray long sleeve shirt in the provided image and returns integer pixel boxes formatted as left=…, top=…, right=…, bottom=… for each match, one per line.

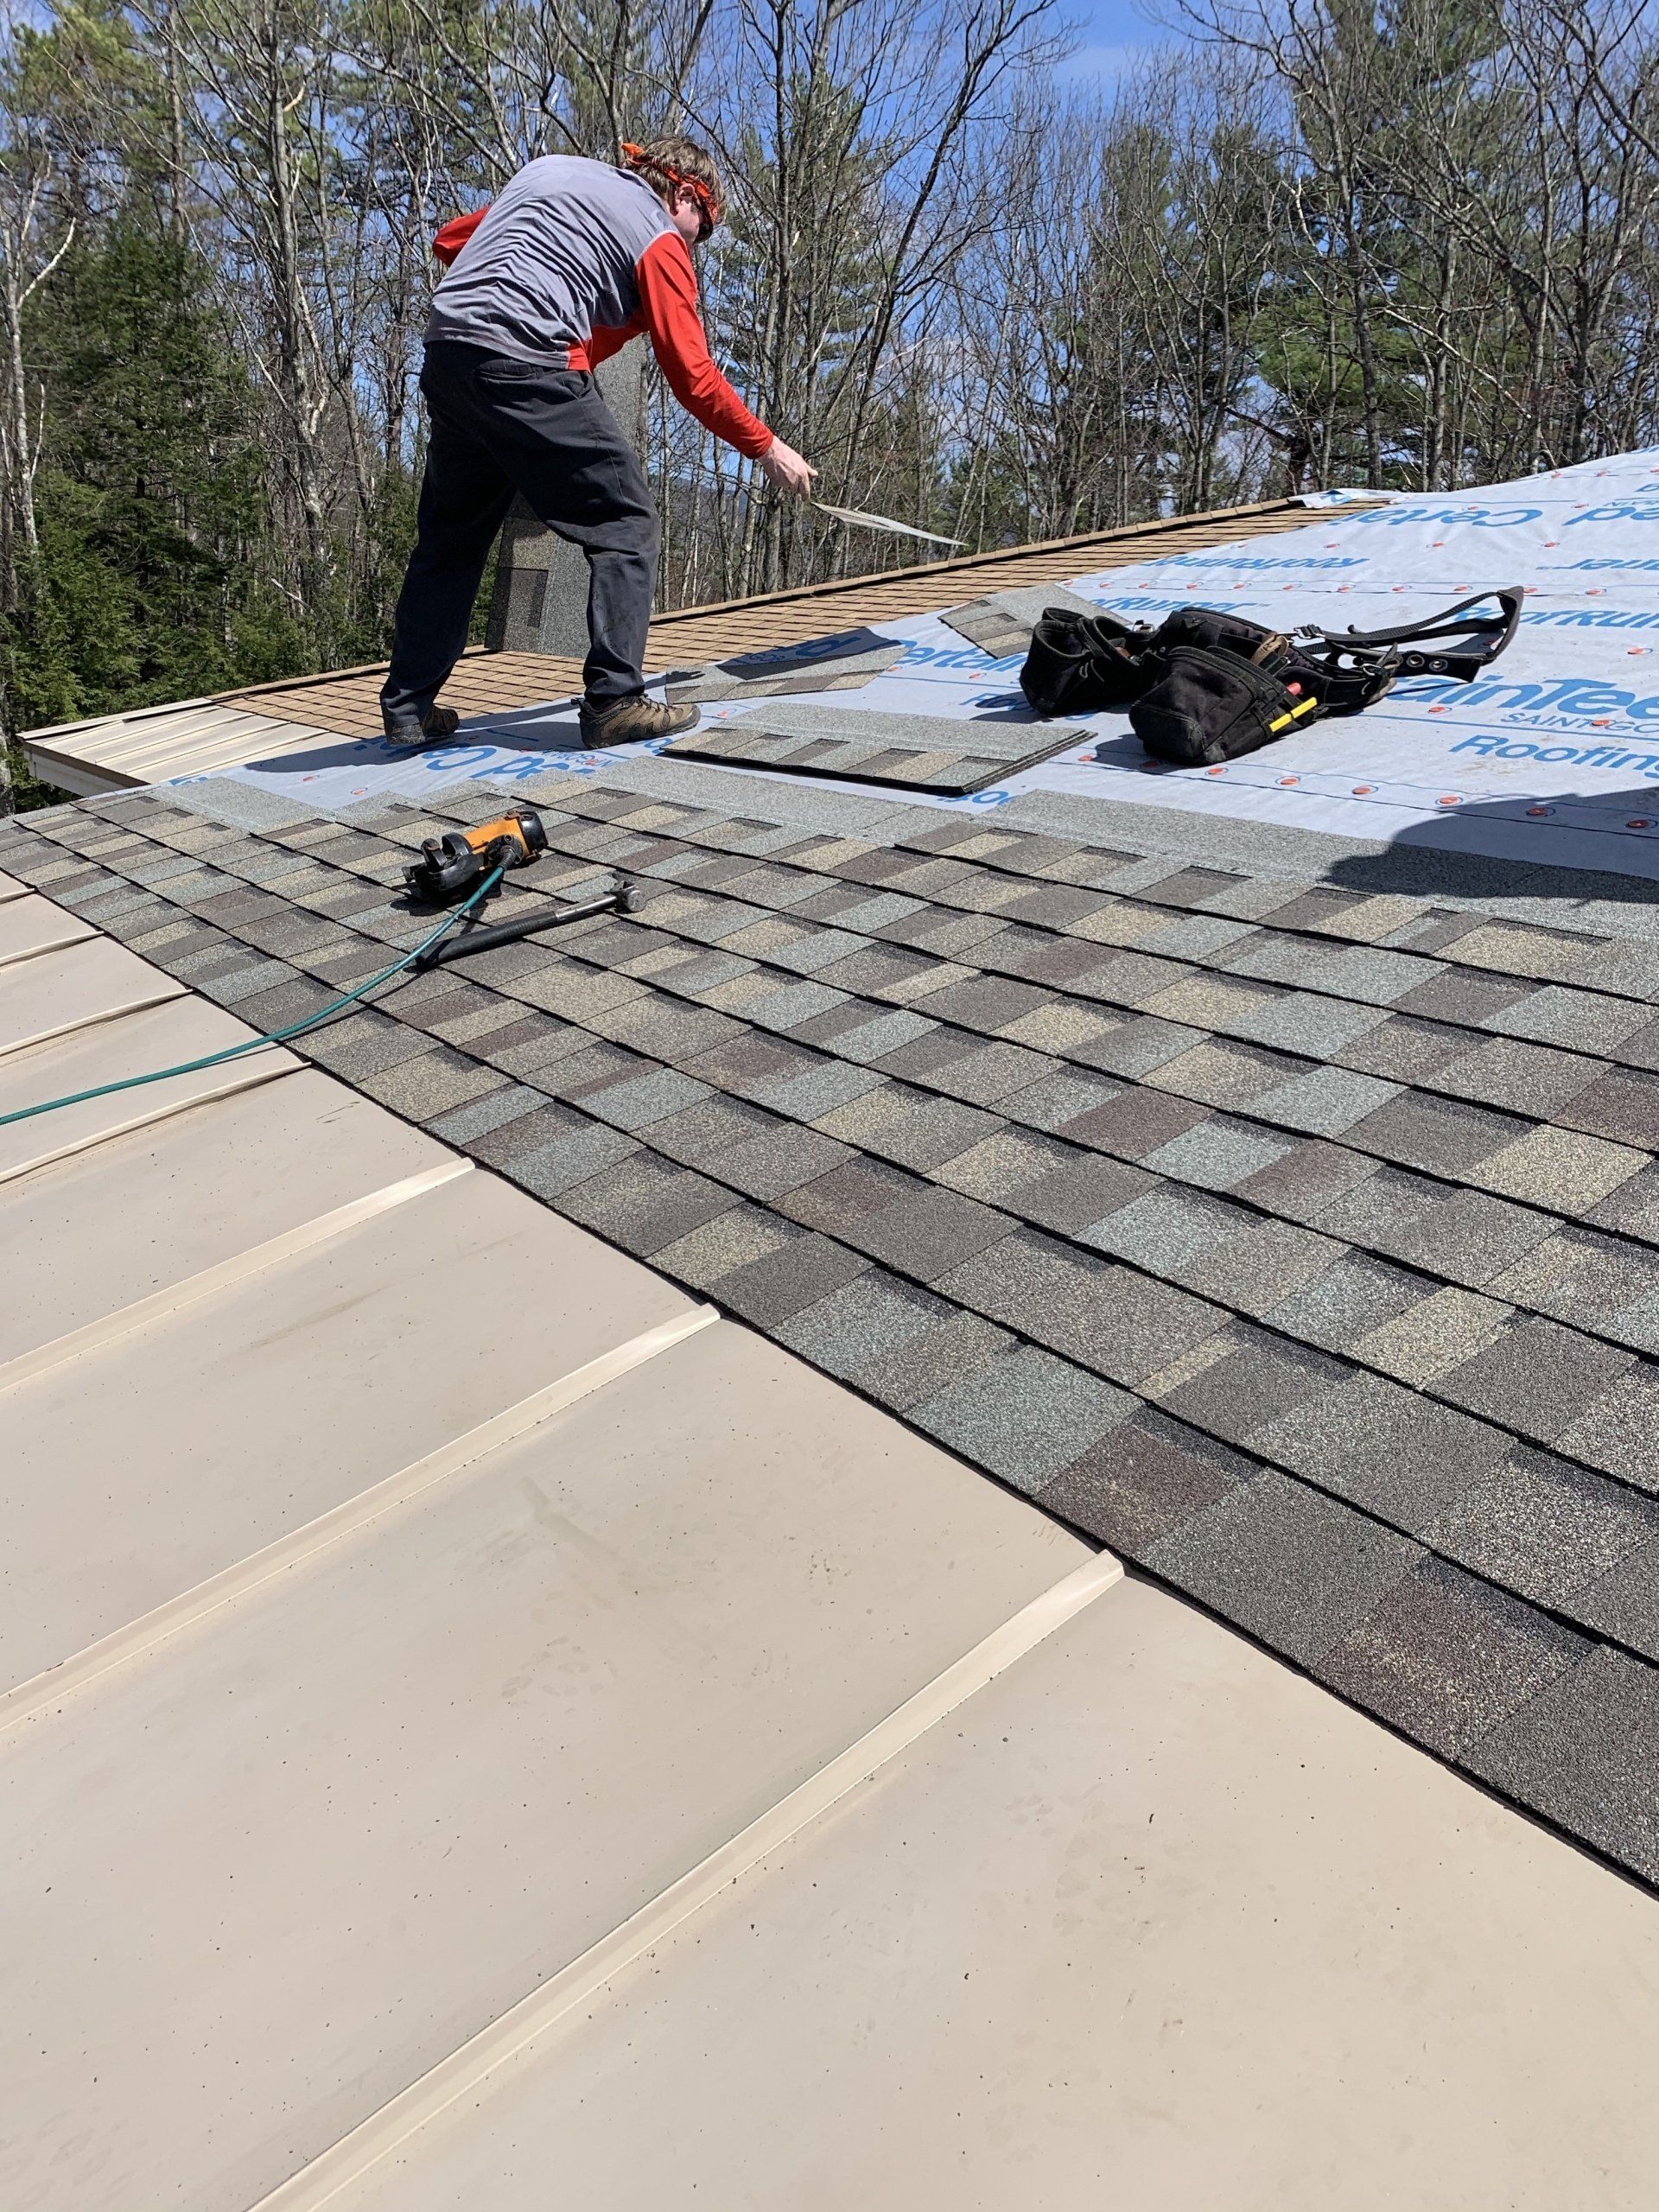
left=427, top=155, right=773, bottom=460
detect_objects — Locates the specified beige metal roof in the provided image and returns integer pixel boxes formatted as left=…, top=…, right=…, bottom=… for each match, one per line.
left=337, top=1575, right=1659, bottom=2212
left=0, top=912, right=1092, bottom=2208
left=10, top=838, right=1659, bottom=2208
left=21, top=497, right=1380, bottom=792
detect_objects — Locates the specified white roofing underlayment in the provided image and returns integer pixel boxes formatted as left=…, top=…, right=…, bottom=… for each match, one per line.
left=98, top=449, right=1659, bottom=895
left=10, top=844, right=1659, bottom=2201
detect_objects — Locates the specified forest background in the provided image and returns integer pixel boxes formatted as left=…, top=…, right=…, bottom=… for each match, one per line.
left=1, top=0, right=1656, bottom=804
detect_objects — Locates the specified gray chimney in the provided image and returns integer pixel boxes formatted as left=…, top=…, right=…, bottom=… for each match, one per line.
left=485, top=347, right=645, bottom=658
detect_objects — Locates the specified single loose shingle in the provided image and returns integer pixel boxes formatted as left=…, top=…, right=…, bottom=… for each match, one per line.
left=1428, top=1446, right=1659, bottom=1611
left=1353, top=1286, right=1512, bottom=1386
left=1470, top=1122, right=1645, bottom=1214
left=1255, top=1370, right=1510, bottom=1529
left=557, top=1153, right=734, bottom=1255
left=1554, top=1369, right=1659, bottom=1494
left=1433, top=1315, right=1635, bottom=1445
left=775, top=1270, right=948, bottom=1376
left=938, top=1230, right=1220, bottom=1384
left=1082, top=1185, right=1241, bottom=1274
left=1252, top=1064, right=1402, bottom=1137
left=711, top=1227, right=872, bottom=1324
left=1345, top=1090, right=1522, bottom=1177
left=1142, top=1120, right=1294, bottom=1190
left=1158, top=1331, right=1346, bottom=1448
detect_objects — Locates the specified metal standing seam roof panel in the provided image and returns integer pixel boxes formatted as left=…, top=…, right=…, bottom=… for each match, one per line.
left=2, top=1169, right=707, bottom=1690
left=0, top=991, right=304, bottom=1184
left=0, top=932, right=184, bottom=1059
left=0, top=895, right=1092, bottom=2211
left=0, top=891, right=94, bottom=965
left=28, top=709, right=349, bottom=792
left=0, top=1069, right=448, bottom=1363
left=329, top=1573, right=1659, bottom=2212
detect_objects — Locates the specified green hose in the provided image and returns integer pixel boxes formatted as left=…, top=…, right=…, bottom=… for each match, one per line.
left=0, top=865, right=505, bottom=1130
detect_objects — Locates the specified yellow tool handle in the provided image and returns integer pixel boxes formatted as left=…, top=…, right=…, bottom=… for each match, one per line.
left=1268, top=696, right=1322, bottom=735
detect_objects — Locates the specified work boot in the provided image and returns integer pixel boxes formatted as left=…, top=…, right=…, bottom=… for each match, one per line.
left=383, top=703, right=461, bottom=750
left=578, top=693, right=700, bottom=747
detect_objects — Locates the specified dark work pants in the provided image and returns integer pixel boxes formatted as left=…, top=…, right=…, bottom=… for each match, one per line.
left=381, top=341, right=658, bottom=728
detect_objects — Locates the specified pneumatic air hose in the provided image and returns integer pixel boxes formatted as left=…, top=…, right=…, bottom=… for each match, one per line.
left=0, top=863, right=507, bottom=1130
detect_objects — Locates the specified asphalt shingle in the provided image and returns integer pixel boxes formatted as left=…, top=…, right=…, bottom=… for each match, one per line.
left=1429, top=1446, right=1659, bottom=1612
left=1554, top=1370, right=1659, bottom=1495
left=1058, top=1085, right=1205, bottom=1158
left=985, top=1145, right=1151, bottom=1234
left=833, top=1183, right=1014, bottom=1283
left=1489, top=1227, right=1659, bottom=1344
left=1141, top=1119, right=1294, bottom=1191
left=507, top=1122, right=641, bottom=1198
left=577, top=1066, right=713, bottom=1130
left=774, top=1270, right=949, bottom=1376
left=1567, top=1069, right=1659, bottom=1151
left=1572, top=1541, right=1659, bottom=1662
left=1322, top=1173, right=1553, bottom=1287
left=650, top=1205, right=797, bottom=1287
left=709, top=1226, right=872, bottom=1324
left=1344, top=1090, right=1520, bottom=1177
left=1252, top=1064, right=1402, bottom=1136
left=1465, top=1648, right=1659, bottom=1884
left=909, top=1345, right=1134, bottom=1493
left=1083, top=1185, right=1240, bottom=1274
left=1039, top=1408, right=1258, bottom=1552
left=938, top=1230, right=1222, bottom=1385
left=856, top=1307, right=1017, bottom=1412
left=557, top=1153, right=736, bottom=1256
left=1255, top=1370, right=1510, bottom=1529
left=1352, top=1285, right=1511, bottom=1385
left=1145, top=1471, right=1425, bottom=1669
left=1470, top=1122, right=1645, bottom=1214
left=1434, top=1313, right=1637, bottom=1442
left=1178, top=1216, right=1341, bottom=1317
left=1317, top=1558, right=1590, bottom=1758
left=1484, top=983, right=1650, bottom=1055
left=1433, top=1036, right=1601, bottom=1122
left=355, top=1047, right=506, bottom=1123
left=1158, top=1330, right=1346, bottom=1447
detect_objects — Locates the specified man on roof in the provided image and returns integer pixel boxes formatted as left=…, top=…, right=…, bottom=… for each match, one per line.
left=380, top=137, right=815, bottom=751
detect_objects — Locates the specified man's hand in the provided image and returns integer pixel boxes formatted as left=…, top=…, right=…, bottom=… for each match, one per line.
left=757, top=436, right=817, bottom=496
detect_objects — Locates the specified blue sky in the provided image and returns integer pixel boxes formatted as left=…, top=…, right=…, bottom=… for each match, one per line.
left=1063, top=0, right=1181, bottom=84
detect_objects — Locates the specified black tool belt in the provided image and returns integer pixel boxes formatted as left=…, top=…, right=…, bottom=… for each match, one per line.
left=1020, top=588, right=1522, bottom=768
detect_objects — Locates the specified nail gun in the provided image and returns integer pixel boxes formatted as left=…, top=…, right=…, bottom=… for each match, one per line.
left=402, top=806, right=633, bottom=971
left=404, top=807, right=550, bottom=903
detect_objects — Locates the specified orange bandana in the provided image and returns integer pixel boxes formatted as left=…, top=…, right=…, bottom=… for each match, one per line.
left=621, top=142, right=721, bottom=239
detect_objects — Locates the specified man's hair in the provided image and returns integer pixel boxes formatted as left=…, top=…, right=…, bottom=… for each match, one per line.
left=621, top=136, right=726, bottom=228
